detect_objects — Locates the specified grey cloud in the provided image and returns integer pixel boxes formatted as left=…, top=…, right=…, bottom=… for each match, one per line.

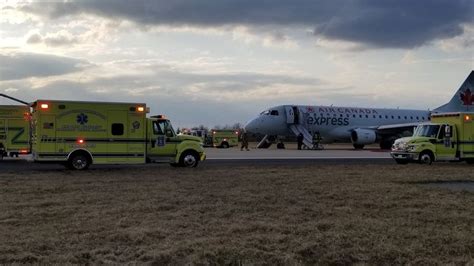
left=21, top=0, right=473, bottom=48
left=0, top=65, right=321, bottom=126
left=0, top=52, right=88, bottom=81
left=26, top=32, right=80, bottom=47
left=26, top=33, right=43, bottom=44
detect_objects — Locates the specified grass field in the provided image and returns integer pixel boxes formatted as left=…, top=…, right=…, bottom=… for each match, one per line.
left=0, top=163, right=473, bottom=264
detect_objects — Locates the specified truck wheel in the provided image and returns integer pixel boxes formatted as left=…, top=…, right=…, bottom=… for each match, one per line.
left=395, top=159, right=408, bottom=165
left=419, top=151, right=433, bottom=165
left=353, top=144, right=364, bottom=150
left=180, top=151, right=199, bottom=168
left=67, top=152, right=91, bottom=170
left=465, top=159, right=474, bottom=164
left=221, top=142, right=229, bottom=149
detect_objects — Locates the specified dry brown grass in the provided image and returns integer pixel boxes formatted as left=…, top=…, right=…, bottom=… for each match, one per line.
left=0, top=163, right=473, bottom=264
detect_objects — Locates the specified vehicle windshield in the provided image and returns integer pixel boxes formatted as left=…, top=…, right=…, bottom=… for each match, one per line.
left=413, top=125, right=440, bottom=138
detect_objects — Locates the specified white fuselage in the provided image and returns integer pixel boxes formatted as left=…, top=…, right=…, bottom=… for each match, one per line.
left=244, top=105, right=431, bottom=143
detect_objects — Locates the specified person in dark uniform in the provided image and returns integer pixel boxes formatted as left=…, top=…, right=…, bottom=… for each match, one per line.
left=241, top=130, right=249, bottom=151
left=312, top=131, right=322, bottom=149
left=297, top=133, right=304, bottom=150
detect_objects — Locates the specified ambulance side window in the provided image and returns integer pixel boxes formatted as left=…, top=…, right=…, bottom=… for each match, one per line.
left=111, top=123, right=124, bottom=136
left=153, top=121, right=164, bottom=135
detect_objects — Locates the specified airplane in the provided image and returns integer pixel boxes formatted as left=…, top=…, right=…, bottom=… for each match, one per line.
left=244, top=71, right=474, bottom=150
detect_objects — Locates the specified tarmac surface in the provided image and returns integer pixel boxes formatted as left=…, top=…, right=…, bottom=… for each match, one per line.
left=0, top=143, right=394, bottom=170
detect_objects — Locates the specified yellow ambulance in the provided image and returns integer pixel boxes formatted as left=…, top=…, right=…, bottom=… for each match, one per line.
left=31, top=100, right=205, bottom=169
left=208, top=129, right=240, bottom=148
left=391, top=112, right=474, bottom=164
left=0, top=105, right=31, bottom=159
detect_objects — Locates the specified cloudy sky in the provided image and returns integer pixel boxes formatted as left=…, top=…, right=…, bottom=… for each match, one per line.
left=0, top=0, right=473, bottom=127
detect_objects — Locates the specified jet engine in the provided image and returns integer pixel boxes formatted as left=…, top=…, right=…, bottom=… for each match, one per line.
left=350, top=128, right=377, bottom=146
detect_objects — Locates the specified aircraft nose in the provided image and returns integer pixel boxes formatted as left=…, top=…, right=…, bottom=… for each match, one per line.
left=244, top=118, right=260, bottom=133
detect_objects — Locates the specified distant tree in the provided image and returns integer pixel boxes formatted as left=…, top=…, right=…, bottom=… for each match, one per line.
left=191, top=125, right=208, bottom=131
left=213, top=123, right=243, bottom=130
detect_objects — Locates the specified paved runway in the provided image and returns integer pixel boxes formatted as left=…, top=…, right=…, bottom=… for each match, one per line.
left=0, top=144, right=394, bottom=171
left=204, top=146, right=391, bottom=160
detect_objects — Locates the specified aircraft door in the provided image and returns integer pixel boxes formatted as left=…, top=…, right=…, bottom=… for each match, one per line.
left=285, top=106, right=295, bottom=124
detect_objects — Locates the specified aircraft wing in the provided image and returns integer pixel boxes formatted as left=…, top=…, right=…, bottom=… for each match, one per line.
left=374, top=122, right=422, bottom=136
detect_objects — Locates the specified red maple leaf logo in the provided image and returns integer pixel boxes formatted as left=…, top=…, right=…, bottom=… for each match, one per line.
left=306, top=107, right=314, bottom=113
left=460, top=89, right=474, bottom=106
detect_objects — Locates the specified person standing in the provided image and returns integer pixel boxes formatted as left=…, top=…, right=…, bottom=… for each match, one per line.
left=312, top=131, right=322, bottom=149
left=297, top=133, right=304, bottom=150
left=241, top=130, right=250, bottom=151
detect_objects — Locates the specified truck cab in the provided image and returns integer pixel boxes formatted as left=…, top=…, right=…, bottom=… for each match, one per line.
left=391, top=112, right=474, bottom=164
left=147, top=115, right=205, bottom=167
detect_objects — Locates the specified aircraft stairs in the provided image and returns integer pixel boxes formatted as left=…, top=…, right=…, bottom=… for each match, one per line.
left=289, top=124, right=314, bottom=149
left=256, top=135, right=274, bottom=149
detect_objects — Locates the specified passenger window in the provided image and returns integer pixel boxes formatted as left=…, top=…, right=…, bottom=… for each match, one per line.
left=404, top=116, right=407, bottom=119
left=416, top=117, right=419, bottom=120
left=353, top=114, right=356, bottom=118
left=365, top=115, right=369, bottom=118
left=111, top=123, right=124, bottom=136
left=398, top=116, right=401, bottom=119
left=359, top=115, right=362, bottom=118
left=391, top=116, right=394, bottom=119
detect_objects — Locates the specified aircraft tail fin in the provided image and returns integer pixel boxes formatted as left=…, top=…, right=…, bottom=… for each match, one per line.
left=434, top=71, right=474, bottom=112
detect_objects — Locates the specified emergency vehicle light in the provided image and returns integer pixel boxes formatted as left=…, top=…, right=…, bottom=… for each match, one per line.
left=235, top=131, right=239, bottom=135
left=465, top=115, right=471, bottom=121
left=40, top=103, right=49, bottom=109
left=77, top=139, right=85, bottom=144
left=19, top=149, right=28, bottom=154
left=137, top=106, right=145, bottom=112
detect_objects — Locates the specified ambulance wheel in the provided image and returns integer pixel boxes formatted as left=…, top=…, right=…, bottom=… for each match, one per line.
left=395, top=159, right=408, bottom=165
left=67, top=152, right=91, bottom=170
left=179, top=151, right=199, bottom=168
left=221, top=142, right=229, bottom=149
left=379, top=139, right=393, bottom=150
left=419, top=151, right=433, bottom=165
left=353, top=144, right=364, bottom=150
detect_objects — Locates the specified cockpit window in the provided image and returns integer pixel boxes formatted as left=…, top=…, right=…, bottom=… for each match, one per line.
left=260, top=110, right=271, bottom=115
left=270, top=110, right=279, bottom=116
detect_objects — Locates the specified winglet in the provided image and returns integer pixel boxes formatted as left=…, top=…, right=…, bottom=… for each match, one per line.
left=434, top=71, right=474, bottom=112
